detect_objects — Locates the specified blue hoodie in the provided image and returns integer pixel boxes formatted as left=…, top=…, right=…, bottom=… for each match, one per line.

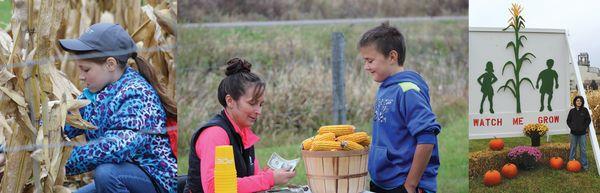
left=368, top=70, right=441, bottom=191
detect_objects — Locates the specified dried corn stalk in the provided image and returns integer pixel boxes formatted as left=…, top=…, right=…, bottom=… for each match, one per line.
left=54, top=0, right=177, bottom=100
left=0, top=0, right=94, bottom=192
left=132, top=1, right=177, bottom=99
left=584, top=90, right=600, bottom=134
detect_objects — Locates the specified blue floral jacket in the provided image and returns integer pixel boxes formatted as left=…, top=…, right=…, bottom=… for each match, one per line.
left=64, top=67, right=177, bottom=193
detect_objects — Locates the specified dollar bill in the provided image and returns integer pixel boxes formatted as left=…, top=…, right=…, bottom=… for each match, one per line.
left=267, top=152, right=300, bottom=172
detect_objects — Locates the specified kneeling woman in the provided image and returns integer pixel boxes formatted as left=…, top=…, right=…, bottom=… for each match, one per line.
left=59, top=23, right=177, bottom=193
left=184, top=58, right=296, bottom=193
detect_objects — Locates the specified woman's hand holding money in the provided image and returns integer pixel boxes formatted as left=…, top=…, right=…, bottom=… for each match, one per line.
left=272, top=169, right=296, bottom=185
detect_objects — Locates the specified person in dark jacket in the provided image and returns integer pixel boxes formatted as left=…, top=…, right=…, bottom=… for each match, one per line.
left=590, top=80, right=598, bottom=90
left=566, top=95, right=591, bottom=170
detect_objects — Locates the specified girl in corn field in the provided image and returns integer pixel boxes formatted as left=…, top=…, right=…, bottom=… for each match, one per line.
left=58, top=23, right=177, bottom=193
left=183, top=58, right=295, bottom=193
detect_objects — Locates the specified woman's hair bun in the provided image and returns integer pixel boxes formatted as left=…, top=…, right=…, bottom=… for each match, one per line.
left=225, top=58, right=252, bottom=76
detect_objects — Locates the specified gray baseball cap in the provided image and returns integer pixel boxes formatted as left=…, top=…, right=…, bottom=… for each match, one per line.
left=59, top=23, right=136, bottom=57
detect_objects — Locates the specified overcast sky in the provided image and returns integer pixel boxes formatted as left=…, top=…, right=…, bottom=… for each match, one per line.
left=469, top=0, right=600, bottom=67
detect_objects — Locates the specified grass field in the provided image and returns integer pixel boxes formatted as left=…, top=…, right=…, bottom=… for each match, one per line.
left=0, top=1, right=10, bottom=28
left=469, top=135, right=600, bottom=192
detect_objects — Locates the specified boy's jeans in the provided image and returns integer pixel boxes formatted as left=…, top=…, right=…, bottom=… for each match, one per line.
left=75, top=162, right=166, bottom=193
left=569, top=134, right=589, bottom=169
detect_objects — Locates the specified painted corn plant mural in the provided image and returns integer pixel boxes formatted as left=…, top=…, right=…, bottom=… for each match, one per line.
left=498, top=3, right=536, bottom=113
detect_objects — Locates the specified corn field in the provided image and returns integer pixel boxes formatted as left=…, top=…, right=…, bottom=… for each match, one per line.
left=583, top=90, right=600, bottom=133
left=0, top=0, right=176, bottom=192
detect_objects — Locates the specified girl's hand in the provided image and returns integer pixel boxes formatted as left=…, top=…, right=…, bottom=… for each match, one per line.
left=272, top=169, right=296, bottom=185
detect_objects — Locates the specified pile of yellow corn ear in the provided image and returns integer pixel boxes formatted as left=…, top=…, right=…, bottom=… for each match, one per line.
left=302, top=125, right=371, bottom=151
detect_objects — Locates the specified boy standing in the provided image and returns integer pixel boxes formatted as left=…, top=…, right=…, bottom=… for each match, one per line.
left=358, top=23, right=441, bottom=193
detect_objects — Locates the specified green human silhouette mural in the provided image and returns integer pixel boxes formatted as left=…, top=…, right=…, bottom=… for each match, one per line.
left=536, top=59, right=559, bottom=111
left=478, top=61, right=498, bottom=114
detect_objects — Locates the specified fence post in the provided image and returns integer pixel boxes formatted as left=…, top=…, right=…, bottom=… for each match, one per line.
left=331, top=32, right=346, bottom=124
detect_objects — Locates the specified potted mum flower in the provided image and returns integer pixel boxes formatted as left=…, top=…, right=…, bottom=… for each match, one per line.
left=508, top=146, right=542, bottom=170
left=523, top=123, right=548, bottom=146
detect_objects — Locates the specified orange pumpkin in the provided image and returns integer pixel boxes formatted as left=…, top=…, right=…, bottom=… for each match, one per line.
left=489, top=138, right=504, bottom=151
left=483, top=170, right=502, bottom=186
left=549, top=157, right=564, bottom=170
left=501, top=163, right=518, bottom=179
left=566, top=160, right=582, bottom=172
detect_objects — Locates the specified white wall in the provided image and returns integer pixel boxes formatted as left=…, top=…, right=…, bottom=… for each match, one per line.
left=469, top=27, right=572, bottom=139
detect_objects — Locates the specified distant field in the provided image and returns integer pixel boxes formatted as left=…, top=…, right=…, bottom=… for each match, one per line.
left=178, top=0, right=468, bottom=23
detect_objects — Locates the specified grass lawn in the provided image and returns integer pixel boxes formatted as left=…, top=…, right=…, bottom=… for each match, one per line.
left=0, top=1, right=10, bottom=29
left=178, top=114, right=467, bottom=192
left=438, top=114, right=468, bottom=191
left=469, top=134, right=600, bottom=192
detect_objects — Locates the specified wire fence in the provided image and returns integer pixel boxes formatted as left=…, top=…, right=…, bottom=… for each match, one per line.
left=2, top=125, right=178, bottom=153
left=2, top=44, right=176, bottom=68
left=181, top=16, right=468, bottom=28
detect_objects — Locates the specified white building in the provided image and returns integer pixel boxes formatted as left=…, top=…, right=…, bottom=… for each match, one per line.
left=571, top=53, right=600, bottom=90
